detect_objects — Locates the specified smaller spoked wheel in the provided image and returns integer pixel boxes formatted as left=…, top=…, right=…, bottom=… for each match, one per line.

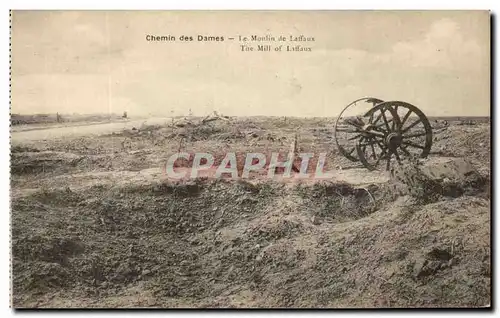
left=355, top=101, right=433, bottom=171
left=333, top=97, right=385, bottom=162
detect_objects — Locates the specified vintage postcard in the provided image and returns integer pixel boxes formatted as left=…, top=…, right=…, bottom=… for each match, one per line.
left=10, top=10, right=491, bottom=308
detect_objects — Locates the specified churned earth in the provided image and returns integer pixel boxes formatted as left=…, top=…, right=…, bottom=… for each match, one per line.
left=10, top=116, right=490, bottom=308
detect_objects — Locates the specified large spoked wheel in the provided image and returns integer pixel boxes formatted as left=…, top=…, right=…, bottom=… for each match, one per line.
left=354, top=101, right=433, bottom=171
left=333, top=97, right=385, bottom=162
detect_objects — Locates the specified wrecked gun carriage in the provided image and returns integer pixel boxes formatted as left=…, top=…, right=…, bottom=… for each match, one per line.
left=334, top=97, right=433, bottom=171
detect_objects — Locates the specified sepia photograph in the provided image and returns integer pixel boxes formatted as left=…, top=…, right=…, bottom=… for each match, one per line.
left=9, top=10, right=491, bottom=308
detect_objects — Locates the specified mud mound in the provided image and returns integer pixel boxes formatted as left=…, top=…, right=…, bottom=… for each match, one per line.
left=108, top=121, right=248, bottom=143
left=11, top=180, right=376, bottom=302
left=295, top=182, right=393, bottom=223
left=11, top=180, right=280, bottom=304
left=11, top=145, right=40, bottom=153
left=10, top=148, right=141, bottom=178
left=390, top=157, right=489, bottom=204
left=11, top=172, right=490, bottom=308
left=433, top=124, right=490, bottom=166
left=11, top=151, right=83, bottom=175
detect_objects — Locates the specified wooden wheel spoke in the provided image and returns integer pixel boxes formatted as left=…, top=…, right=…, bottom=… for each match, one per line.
left=374, top=154, right=384, bottom=166
left=403, top=131, right=427, bottom=139
left=370, top=143, right=377, bottom=160
left=373, top=147, right=388, bottom=166
left=376, top=118, right=394, bottom=128
left=401, top=118, right=422, bottom=134
left=359, top=138, right=377, bottom=145
left=391, top=105, right=398, bottom=131
left=401, top=110, right=413, bottom=128
left=402, top=141, right=425, bottom=149
left=359, top=139, right=379, bottom=160
left=386, top=152, right=392, bottom=170
left=358, top=130, right=386, bottom=138
left=348, top=134, right=362, bottom=141
left=393, top=149, right=401, bottom=163
left=371, top=112, right=383, bottom=125
left=381, top=109, right=391, bottom=131
left=372, top=126, right=388, bottom=134
left=375, top=140, right=387, bottom=156
left=374, top=139, right=385, bottom=149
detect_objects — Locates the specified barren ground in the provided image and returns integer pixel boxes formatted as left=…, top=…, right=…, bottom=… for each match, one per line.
left=10, top=116, right=491, bottom=308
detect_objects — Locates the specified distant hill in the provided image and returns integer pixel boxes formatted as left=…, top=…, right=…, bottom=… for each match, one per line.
left=10, top=113, right=125, bottom=126
left=427, top=116, right=490, bottom=123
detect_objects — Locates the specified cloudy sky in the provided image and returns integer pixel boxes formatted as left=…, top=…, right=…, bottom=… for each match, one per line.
left=11, top=11, right=490, bottom=117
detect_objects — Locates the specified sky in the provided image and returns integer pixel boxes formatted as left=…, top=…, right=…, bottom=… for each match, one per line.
left=11, top=11, right=490, bottom=117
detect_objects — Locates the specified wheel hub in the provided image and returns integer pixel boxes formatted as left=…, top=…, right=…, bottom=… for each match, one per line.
left=385, top=132, right=402, bottom=149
